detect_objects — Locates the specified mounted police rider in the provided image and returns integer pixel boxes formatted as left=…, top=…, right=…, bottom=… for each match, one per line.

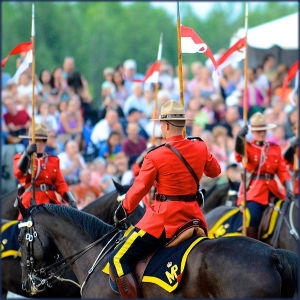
left=13, top=123, right=77, bottom=219
left=109, top=100, right=221, bottom=298
left=235, top=112, right=293, bottom=239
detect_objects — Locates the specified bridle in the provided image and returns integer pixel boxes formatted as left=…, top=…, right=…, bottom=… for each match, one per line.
left=18, top=217, right=124, bottom=295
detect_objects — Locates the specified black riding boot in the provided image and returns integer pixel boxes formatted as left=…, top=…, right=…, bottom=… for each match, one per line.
left=246, top=226, right=258, bottom=239
left=115, top=273, right=140, bottom=298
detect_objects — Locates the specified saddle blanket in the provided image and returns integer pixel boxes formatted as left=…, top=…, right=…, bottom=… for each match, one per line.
left=208, top=208, right=250, bottom=238
left=1, top=220, right=21, bottom=258
left=261, top=199, right=284, bottom=240
left=103, top=235, right=208, bottom=292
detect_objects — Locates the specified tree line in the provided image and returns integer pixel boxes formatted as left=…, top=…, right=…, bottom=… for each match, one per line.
left=2, top=2, right=297, bottom=102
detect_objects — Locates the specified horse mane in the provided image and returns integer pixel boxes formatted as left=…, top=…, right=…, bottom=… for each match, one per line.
left=83, top=190, right=118, bottom=213
left=31, top=204, right=114, bottom=241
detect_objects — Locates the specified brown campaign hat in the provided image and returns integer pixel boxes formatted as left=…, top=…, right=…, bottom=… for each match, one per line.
left=152, top=100, right=187, bottom=121
left=249, top=112, right=277, bottom=131
left=19, top=123, right=49, bottom=139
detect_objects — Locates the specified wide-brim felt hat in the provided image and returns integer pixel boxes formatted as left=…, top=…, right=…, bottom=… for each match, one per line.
left=19, top=123, right=49, bottom=139
left=248, top=112, right=277, bottom=131
left=152, top=100, right=187, bottom=121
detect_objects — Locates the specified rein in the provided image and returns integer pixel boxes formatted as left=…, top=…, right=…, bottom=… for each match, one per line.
left=19, top=219, right=122, bottom=292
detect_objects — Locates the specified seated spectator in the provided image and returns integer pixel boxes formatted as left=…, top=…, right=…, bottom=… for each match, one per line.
left=112, top=70, right=128, bottom=108
left=194, top=98, right=215, bottom=130
left=157, top=89, right=170, bottom=109
left=99, top=131, right=122, bottom=161
left=187, top=61, right=202, bottom=96
left=91, top=109, right=124, bottom=146
left=143, top=86, right=155, bottom=118
left=123, top=59, right=144, bottom=95
left=3, top=95, right=31, bottom=144
left=75, top=169, right=102, bottom=209
left=122, top=122, right=147, bottom=166
left=45, top=129, right=64, bottom=156
left=194, top=67, right=217, bottom=99
left=212, top=126, right=230, bottom=171
left=58, top=140, right=87, bottom=185
left=123, top=82, right=148, bottom=116
left=219, top=65, right=237, bottom=99
left=57, top=94, right=84, bottom=147
left=39, top=69, right=52, bottom=100
left=101, top=67, right=116, bottom=98
left=5, top=82, right=18, bottom=101
left=50, top=67, right=70, bottom=101
left=18, top=93, right=36, bottom=116
left=243, top=68, right=265, bottom=117
left=268, top=124, right=289, bottom=150
left=99, top=162, right=118, bottom=194
left=98, top=95, right=125, bottom=120
left=35, top=101, right=59, bottom=132
left=62, top=56, right=76, bottom=82
left=219, top=106, right=241, bottom=138
left=114, top=152, right=133, bottom=185
left=122, top=108, right=149, bottom=140
left=90, top=157, right=107, bottom=188
left=17, top=73, right=32, bottom=100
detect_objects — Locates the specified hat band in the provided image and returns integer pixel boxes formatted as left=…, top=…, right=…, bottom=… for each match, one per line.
left=161, top=114, right=186, bottom=119
left=251, top=124, right=267, bottom=128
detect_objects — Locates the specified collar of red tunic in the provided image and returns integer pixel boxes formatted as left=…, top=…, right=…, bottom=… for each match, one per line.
left=251, top=139, right=266, bottom=147
left=166, top=135, right=185, bottom=143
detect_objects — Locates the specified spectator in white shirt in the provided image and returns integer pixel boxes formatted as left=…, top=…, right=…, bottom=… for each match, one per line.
left=90, top=109, right=123, bottom=146
left=123, top=83, right=148, bottom=116
left=58, top=140, right=86, bottom=185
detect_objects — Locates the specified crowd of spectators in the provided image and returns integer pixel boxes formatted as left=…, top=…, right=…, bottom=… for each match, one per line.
left=2, top=52, right=298, bottom=208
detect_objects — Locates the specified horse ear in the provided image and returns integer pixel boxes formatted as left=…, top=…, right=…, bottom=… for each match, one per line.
left=112, top=179, right=131, bottom=195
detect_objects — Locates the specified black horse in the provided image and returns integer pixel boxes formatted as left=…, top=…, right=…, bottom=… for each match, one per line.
left=203, top=181, right=239, bottom=213
left=205, top=198, right=299, bottom=253
left=2, top=187, right=144, bottom=298
left=18, top=204, right=297, bottom=298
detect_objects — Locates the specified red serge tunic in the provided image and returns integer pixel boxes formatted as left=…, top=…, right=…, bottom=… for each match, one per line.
left=235, top=140, right=291, bottom=206
left=14, top=153, right=69, bottom=219
left=122, top=135, right=221, bottom=238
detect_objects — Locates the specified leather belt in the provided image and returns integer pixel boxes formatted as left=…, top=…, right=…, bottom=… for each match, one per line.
left=255, top=174, right=274, bottom=180
left=155, top=193, right=197, bottom=202
left=25, top=184, right=55, bottom=192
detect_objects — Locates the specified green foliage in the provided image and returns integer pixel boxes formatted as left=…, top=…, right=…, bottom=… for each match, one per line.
left=2, top=1, right=298, bottom=102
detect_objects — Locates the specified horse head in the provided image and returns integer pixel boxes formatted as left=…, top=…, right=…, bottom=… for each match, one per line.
left=17, top=206, right=59, bottom=295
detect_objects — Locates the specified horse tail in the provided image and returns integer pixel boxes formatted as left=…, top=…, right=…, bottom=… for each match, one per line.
left=272, top=249, right=298, bottom=298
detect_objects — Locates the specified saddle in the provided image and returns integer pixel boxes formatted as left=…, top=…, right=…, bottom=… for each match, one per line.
left=258, top=197, right=282, bottom=240
left=135, top=219, right=206, bottom=284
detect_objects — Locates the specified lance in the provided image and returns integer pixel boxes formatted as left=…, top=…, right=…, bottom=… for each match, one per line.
left=242, top=2, right=249, bottom=236
left=31, top=3, right=37, bottom=206
left=176, top=0, right=186, bottom=137
left=151, top=33, right=163, bottom=146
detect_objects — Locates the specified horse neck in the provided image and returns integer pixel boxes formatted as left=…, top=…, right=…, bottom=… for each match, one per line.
left=83, top=191, right=118, bottom=223
left=34, top=212, right=104, bottom=284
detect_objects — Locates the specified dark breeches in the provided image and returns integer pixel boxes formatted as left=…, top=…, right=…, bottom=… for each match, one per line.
left=247, top=201, right=268, bottom=227
left=108, top=227, right=168, bottom=278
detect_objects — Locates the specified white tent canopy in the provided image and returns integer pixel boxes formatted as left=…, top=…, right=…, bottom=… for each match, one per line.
left=231, top=13, right=298, bottom=50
